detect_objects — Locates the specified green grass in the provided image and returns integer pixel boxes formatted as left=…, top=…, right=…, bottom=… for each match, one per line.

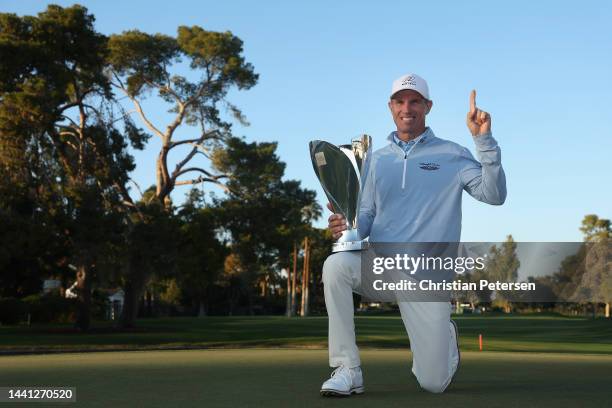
left=2, top=316, right=611, bottom=407
left=1, top=349, right=611, bottom=407
left=1, top=314, right=611, bottom=354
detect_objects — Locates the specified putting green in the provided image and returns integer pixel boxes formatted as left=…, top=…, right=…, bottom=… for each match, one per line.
left=1, top=349, right=611, bottom=407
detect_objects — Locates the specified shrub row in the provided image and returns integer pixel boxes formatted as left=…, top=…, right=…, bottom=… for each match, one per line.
left=0, top=294, right=77, bottom=325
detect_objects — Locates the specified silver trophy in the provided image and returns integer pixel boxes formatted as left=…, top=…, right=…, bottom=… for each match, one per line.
left=309, top=135, right=372, bottom=252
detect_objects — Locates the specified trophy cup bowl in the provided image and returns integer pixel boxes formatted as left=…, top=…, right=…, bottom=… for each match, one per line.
left=309, top=135, right=372, bottom=252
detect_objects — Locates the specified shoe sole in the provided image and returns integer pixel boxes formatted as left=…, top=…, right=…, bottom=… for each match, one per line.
left=320, top=386, right=364, bottom=397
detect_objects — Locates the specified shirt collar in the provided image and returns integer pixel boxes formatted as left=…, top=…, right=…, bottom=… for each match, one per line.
left=388, top=127, right=433, bottom=148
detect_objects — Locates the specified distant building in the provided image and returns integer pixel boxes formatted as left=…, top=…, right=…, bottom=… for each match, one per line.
left=42, top=279, right=61, bottom=294
left=107, top=289, right=124, bottom=321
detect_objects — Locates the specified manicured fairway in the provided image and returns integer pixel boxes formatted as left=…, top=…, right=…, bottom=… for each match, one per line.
left=2, top=315, right=612, bottom=354
left=1, top=349, right=611, bottom=407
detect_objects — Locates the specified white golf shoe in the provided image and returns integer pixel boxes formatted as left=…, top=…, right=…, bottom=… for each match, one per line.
left=320, top=365, right=364, bottom=397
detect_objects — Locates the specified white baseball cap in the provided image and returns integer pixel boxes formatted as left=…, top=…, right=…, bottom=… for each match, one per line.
left=390, top=73, right=430, bottom=100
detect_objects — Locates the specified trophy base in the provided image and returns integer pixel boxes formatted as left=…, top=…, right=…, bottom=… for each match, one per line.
left=332, top=229, right=367, bottom=252
left=332, top=240, right=368, bottom=252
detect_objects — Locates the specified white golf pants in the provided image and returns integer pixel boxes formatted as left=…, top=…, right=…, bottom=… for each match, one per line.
left=322, top=251, right=459, bottom=393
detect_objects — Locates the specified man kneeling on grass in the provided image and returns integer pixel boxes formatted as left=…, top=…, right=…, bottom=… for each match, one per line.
left=321, top=73, right=506, bottom=396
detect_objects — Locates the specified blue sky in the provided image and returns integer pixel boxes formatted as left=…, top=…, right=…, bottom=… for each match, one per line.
left=3, top=1, right=611, bottom=241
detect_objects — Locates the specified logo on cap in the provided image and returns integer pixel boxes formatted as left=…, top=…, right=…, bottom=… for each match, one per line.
left=401, top=76, right=417, bottom=87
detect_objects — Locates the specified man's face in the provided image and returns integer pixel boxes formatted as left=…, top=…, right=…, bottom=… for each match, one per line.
left=388, top=89, right=432, bottom=137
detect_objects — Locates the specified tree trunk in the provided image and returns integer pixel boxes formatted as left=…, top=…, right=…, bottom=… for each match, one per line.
left=228, top=284, right=238, bottom=316
left=145, top=289, right=153, bottom=317
left=247, top=289, right=254, bottom=315
left=605, top=302, right=610, bottom=318
left=120, top=262, right=148, bottom=328
left=75, top=263, right=91, bottom=331
left=198, top=299, right=207, bottom=317
left=301, top=237, right=310, bottom=317
left=121, top=282, right=141, bottom=328
left=285, top=264, right=292, bottom=317
left=291, top=242, right=298, bottom=316
left=156, top=145, right=173, bottom=211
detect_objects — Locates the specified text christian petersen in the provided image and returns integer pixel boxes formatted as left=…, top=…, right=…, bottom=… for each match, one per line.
left=370, top=254, right=536, bottom=292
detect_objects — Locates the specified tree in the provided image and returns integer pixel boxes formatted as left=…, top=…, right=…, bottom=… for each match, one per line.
left=553, top=246, right=586, bottom=302
left=575, top=215, right=611, bottom=317
left=298, top=226, right=334, bottom=315
left=220, top=253, right=247, bottom=315
left=107, top=26, right=258, bottom=323
left=575, top=239, right=611, bottom=317
left=213, top=137, right=321, bottom=314
left=119, top=188, right=181, bottom=327
left=0, top=192, right=62, bottom=298
left=551, top=215, right=611, bottom=317
left=108, top=26, right=258, bottom=210
left=0, top=5, right=146, bottom=329
left=580, top=214, right=611, bottom=242
left=484, top=235, right=520, bottom=312
left=458, top=268, right=493, bottom=309
left=176, top=189, right=227, bottom=316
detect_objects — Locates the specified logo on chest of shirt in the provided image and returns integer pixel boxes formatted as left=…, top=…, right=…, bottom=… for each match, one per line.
left=419, top=162, right=440, bottom=171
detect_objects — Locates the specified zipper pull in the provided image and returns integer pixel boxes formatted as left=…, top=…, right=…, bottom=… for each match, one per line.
left=402, top=153, right=407, bottom=189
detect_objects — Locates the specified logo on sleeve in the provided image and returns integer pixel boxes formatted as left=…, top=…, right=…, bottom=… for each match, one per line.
left=419, top=162, right=440, bottom=171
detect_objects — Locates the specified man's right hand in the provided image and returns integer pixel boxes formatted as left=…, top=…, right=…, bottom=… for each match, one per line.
left=327, top=202, right=347, bottom=241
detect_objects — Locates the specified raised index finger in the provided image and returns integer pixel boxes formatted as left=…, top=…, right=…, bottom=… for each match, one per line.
left=470, top=89, right=477, bottom=113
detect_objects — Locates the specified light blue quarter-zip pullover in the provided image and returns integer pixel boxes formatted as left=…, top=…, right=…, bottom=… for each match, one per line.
left=357, top=127, right=506, bottom=243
